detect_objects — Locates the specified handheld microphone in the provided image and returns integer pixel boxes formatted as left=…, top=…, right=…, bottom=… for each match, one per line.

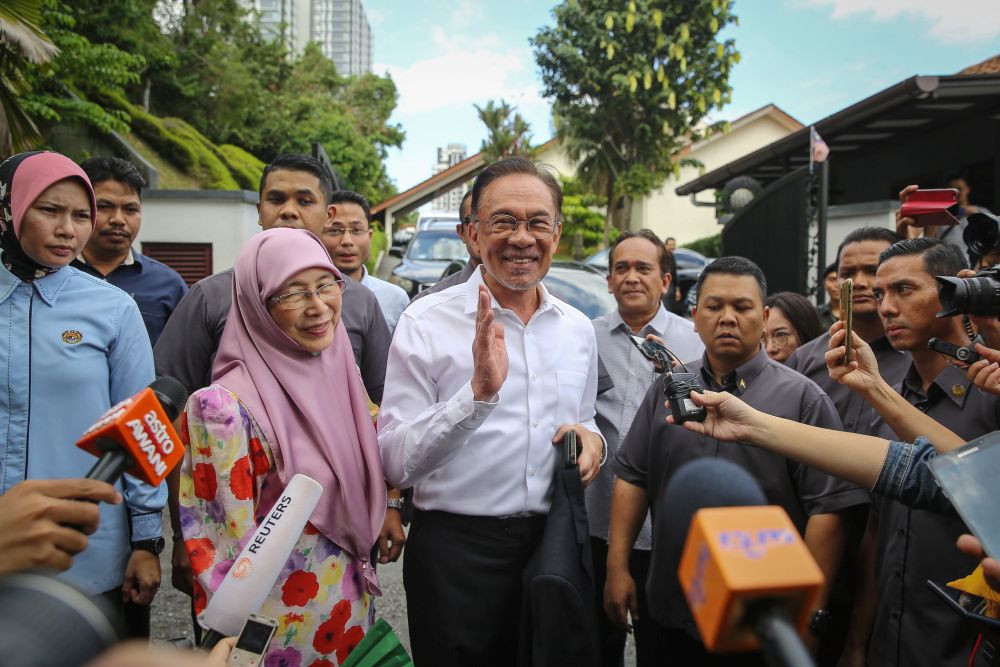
left=653, top=459, right=822, bottom=667
left=199, top=474, right=324, bottom=649
left=76, top=376, right=188, bottom=486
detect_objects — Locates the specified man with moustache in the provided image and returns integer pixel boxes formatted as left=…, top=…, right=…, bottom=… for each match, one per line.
left=588, top=229, right=703, bottom=666
left=606, top=257, right=868, bottom=665
left=844, top=238, right=998, bottom=667
left=379, top=156, right=605, bottom=666
left=74, top=157, right=187, bottom=346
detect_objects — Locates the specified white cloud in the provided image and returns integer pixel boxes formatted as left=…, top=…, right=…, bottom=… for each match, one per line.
left=803, top=0, right=1000, bottom=42
left=451, top=0, right=484, bottom=29
left=378, top=35, right=546, bottom=117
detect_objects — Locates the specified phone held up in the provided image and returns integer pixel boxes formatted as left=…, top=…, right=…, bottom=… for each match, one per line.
left=227, top=614, right=278, bottom=667
left=840, top=278, right=854, bottom=366
left=629, top=335, right=706, bottom=424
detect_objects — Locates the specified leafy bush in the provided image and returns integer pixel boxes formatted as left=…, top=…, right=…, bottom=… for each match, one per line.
left=162, top=118, right=239, bottom=190
left=218, top=144, right=265, bottom=191
left=683, top=233, right=721, bottom=258
left=367, top=229, right=387, bottom=274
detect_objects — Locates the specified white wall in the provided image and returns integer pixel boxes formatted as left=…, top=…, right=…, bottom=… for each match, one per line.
left=825, top=200, right=897, bottom=267
left=139, top=190, right=260, bottom=273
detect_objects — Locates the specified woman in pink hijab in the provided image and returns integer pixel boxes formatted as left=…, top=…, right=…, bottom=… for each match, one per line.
left=178, top=227, right=387, bottom=666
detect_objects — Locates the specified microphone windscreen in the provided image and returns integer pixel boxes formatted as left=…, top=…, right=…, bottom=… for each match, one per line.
left=647, top=459, right=767, bottom=628
left=200, top=474, right=323, bottom=637
left=151, top=376, right=188, bottom=422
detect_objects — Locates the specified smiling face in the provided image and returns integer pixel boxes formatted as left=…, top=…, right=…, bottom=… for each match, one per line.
left=86, top=179, right=141, bottom=258
left=608, top=236, right=669, bottom=324
left=324, top=201, right=371, bottom=279
left=267, top=267, right=342, bottom=354
left=693, top=273, right=768, bottom=370
left=470, top=173, right=561, bottom=295
left=18, top=178, right=93, bottom=268
left=874, top=254, right=953, bottom=352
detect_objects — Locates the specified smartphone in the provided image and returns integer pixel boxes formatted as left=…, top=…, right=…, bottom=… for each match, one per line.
left=926, top=580, right=1000, bottom=634
left=899, top=188, right=961, bottom=227
left=227, top=614, right=278, bottom=667
left=840, top=278, right=853, bottom=366
left=562, top=430, right=578, bottom=468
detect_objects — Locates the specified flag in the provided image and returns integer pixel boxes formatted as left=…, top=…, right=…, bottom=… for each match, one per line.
left=810, top=126, right=830, bottom=163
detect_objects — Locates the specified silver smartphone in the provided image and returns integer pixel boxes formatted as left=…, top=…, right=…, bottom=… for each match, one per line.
left=226, top=614, right=278, bottom=667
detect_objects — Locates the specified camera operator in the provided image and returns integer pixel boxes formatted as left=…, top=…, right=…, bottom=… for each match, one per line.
left=0, top=479, right=120, bottom=576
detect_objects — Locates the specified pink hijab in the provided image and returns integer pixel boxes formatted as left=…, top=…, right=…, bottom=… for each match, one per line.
left=212, top=228, right=386, bottom=593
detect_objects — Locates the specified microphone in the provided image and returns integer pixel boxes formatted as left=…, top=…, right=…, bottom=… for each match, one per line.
left=76, top=376, right=188, bottom=486
left=199, top=474, right=324, bottom=648
left=652, top=459, right=823, bottom=667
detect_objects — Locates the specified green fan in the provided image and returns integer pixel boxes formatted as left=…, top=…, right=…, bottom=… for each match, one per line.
left=340, top=618, right=413, bottom=667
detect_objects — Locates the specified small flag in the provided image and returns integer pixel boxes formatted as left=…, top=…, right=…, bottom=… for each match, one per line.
left=810, top=126, right=830, bottom=163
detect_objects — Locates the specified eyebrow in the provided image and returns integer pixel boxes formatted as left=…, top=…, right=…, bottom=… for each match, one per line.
left=266, top=188, right=317, bottom=198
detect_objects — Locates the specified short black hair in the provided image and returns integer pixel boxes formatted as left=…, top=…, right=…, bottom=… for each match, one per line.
left=878, top=237, right=968, bottom=276
left=472, top=156, right=562, bottom=219
left=460, top=189, right=473, bottom=225
left=836, top=226, right=899, bottom=262
left=766, top=292, right=824, bottom=344
left=330, top=189, right=371, bottom=223
left=80, top=157, right=146, bottom=197
left=696, top=256, right=767, bottom=304
left=823, top=261, right=838, bottom=277
left=259, top=153, right=334, bottom=205
left=609, top=229, right=674, bottom=275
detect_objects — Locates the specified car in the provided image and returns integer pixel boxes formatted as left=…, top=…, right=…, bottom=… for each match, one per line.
left=389, top=228, right=469, bottom=297
left=584, top=245, right=711, bottom=309
left=417, top=212, right=460, bottom=230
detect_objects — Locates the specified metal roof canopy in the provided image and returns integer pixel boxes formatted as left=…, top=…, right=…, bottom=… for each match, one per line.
left=675, top=74, right=1000, bottom=198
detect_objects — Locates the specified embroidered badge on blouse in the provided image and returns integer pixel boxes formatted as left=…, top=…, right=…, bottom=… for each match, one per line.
left=951, top=384, right=965, bottom=398
left=61, top=330, right=83, bottom=345
left=738, top=378, right=747, bottom=391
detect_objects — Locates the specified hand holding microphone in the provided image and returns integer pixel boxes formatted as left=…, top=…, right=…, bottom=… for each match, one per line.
left=0, top=479, right=121, bottom=576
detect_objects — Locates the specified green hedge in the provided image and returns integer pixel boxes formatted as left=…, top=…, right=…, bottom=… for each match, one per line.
left=683, top=233, right=721, bottom=258
left=218, top=144, right=265, bottom=191
left=367, top=229, right=387, bottom=274
left=162, top=118, right=240, bottom=190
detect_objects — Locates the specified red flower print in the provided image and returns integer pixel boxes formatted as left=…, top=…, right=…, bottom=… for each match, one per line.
left=330, top=599, right=351, bottom=626
left=180, top=412, right=190, bottom=446
left=308, top=661, right=334, bottom=667
left=312, top=616, right=343, bottom=655
left=229, top=456, right=254, bottom=500
left=192, top=462, right=218, bottom=500
left=249, top=437, right=270, bottom=476
left=197, top=446, right=212, bottom=457
left=303, top=521, right=319, bottom=536
left=186, top=537, right=216, bottom=576
left=281, top=570, right=319, bottom=607
left=192, top=580, right=207, bottom=614
left=335, top=625, right=365, bottom=663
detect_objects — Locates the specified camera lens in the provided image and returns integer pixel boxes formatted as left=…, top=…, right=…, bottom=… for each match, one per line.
left=937, top=275, right=1000, bottom=317
left=963, top=212, right=1000, bottom=259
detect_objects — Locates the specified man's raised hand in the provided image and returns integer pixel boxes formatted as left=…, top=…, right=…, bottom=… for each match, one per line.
left=471, top=285, right=508, bottom=401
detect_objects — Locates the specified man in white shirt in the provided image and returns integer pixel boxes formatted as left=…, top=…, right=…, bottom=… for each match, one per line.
left=378, top=156, right=606, bottom=666
left=324, top=189, right=409, bottom=332
left=588, top=229, right=703, bottom=666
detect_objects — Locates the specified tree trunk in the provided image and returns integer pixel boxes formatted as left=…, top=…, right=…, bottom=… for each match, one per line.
left=603, top=175, right=615, bottom=249
left=622, top=194, right=633, bottom=231
left=142, top=77, right=152, bottom=111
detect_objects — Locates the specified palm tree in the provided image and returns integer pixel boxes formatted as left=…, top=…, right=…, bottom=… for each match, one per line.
left=475, top=99, right=534, bottom=163
left=0, top=0, right=58, bottom=156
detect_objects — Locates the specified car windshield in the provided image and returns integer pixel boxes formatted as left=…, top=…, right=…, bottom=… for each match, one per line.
left=406, top=230, right=470, bottom=262
left=542, top=266, right=616, bottom=319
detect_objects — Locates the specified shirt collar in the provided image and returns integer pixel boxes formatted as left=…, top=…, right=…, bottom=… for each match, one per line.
left=608, top=304, right=670, bottom=335
left=75, top=248, right=139, bottom=270
left=700, top=346, right=769, bottom=396
left=0, top=262, right=74, bottom=306
left=902, top=361, right=971, bottom=408
left=462, top=265, right=561, bottom=317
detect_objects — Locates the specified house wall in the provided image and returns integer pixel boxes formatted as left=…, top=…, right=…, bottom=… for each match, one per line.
left=138, top=190, right=260, bottom=274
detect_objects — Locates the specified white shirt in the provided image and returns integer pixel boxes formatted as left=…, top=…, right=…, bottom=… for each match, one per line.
left=360, top=266, right=409, bottom=333
left=378, top=267, right=602, bottom=516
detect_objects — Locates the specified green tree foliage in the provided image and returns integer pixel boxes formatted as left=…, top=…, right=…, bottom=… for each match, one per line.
left=560, top=175, right=612, bottom=255
left=532, top=0, right=739, bottom=229
left=0, top=0, right=57, bottom=153
left=683, top=232, right=720, bottom=258
left=475, top=99, right=535, bottom=163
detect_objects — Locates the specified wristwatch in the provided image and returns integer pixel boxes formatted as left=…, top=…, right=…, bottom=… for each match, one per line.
left=131, top=537, right=166, bottom=555
left=387, top=498, right=405, bottom=511
left=808, top=609, right=832, bottom=637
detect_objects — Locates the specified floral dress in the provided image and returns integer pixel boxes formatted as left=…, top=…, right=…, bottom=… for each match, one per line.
left=179, top=385, right=373, bottom=667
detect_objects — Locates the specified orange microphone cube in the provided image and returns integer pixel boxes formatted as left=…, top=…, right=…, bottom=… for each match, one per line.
left=677, top=506, right=824, bottom=653
left=76, top=387, right=185, bottom=486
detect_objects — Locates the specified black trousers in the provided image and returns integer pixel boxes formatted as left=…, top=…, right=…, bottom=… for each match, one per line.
left=403, top=509, right=546, bottom=667
left=99, top=589, right=151, bottom=639
left=646, top=624, right=768, bottom=667
left=590, top=537, right=659, bottom=667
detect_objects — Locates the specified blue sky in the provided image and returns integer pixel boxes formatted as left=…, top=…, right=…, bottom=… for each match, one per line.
left=370, top=0, right=1000, bottom=195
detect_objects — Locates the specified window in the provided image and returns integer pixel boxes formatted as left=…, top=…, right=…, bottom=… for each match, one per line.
left=142, top=242, right=213, bottom=286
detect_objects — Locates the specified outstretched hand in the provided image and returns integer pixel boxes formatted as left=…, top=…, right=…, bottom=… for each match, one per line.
left=965, top=343, right=1000, bottom=396
left=824, top=321, right=881, bottom=395
left=895, top=184, right=921, bottom=239
left=666, top=390, right=763, bottom=443
left=471, top=285, right=508, bottom=401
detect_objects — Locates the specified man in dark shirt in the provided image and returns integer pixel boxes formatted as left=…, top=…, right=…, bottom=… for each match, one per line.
left=155, top=154, right=396, bottom=601
left=607, top=257, right=868, bottom=665
left=410, top=190, right=477, bottom=302
left=73, top=157, right=187, bottom=346
left=850, top=237, right=997, bottom=667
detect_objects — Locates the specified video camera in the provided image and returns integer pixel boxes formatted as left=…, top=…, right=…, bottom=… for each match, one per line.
left=936, top=212, right=1000, bottom=317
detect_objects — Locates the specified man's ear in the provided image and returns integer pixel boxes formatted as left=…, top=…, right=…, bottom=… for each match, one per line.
left=256, top=202, right=262, bottom=228
left=327, top=203, right=337, bottom=224
left=470, top=221, right=482, bottom=258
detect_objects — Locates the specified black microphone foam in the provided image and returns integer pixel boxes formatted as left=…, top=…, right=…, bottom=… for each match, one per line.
left=150, top=375, right=188, bottom=422
left=647, top=458, right=767, bottom=630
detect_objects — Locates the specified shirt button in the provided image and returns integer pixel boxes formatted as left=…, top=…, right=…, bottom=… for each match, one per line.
left=532, top=420, right=539, bottom=428
left=897, top=528, right=905, bottom=536
left=890, top=611, right=900, bottom=621
left=528, top=468, right=535, bottom=477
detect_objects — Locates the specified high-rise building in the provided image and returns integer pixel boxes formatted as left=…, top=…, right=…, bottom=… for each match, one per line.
left=312, top=0, right=374, bottom=76
left=431, top=144, right=468, bottom=212
left=242, top=0, right=373, bottom=76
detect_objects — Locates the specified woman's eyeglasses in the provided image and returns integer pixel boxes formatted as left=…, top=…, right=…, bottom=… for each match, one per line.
left=762, top=331, right=794, bottom=350
left=269, top=279, right=345, bottom=311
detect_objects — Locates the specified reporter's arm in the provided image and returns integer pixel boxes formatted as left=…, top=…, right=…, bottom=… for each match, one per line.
left=604, top=479, right=647, bottom=632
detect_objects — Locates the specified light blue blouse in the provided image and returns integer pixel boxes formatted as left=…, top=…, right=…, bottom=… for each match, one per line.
left=0, top=262, right=164, bottom=594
